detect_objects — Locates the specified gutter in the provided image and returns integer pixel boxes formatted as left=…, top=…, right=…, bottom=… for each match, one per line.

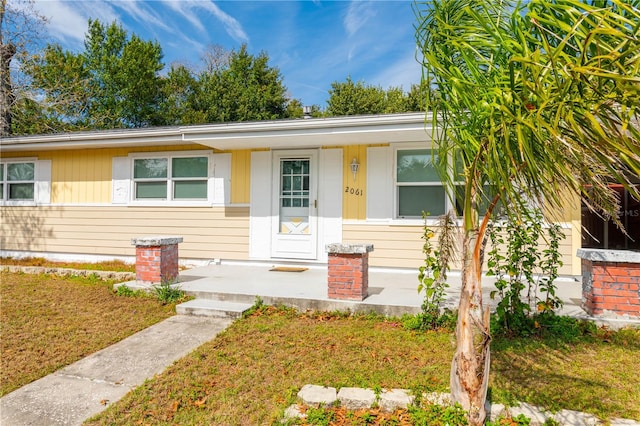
left=0, top=113, right=432, bottom=153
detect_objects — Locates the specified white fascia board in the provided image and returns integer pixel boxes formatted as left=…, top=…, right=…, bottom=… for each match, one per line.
left=1, top=113, right=433, bottom=152
left=181, top=113, right=433, bottom=150
left=1, top=128, right=185, bottom=152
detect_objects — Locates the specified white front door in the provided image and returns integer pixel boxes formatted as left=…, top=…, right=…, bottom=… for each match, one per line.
left=271, top=150, right=318, bottom=259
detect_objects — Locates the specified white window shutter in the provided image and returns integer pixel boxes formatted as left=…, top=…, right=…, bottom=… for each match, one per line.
left=35, top=160, right=52, bottom=204
left=112, top=157, right=130, bottom=204
left=211, top=153, right=231, bottom=205
left=366, top=146, right=393, bottom=220
left=249, top=151, right=272, bottom=259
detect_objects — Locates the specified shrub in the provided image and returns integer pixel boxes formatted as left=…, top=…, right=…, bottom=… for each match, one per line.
left=487, top=209, right=564, bottom=337
left=152, top=280, right=185, bottom=304
left=413, top=211, right=459, bottom=331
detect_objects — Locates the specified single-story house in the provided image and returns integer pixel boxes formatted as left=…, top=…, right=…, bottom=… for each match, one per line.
left=1, top=112, right=621, bottom=277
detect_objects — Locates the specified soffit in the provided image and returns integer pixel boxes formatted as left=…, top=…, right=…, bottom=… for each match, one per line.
left=0, top=113, right=432, bottom=152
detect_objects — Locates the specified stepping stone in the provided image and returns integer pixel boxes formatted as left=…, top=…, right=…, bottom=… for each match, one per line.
left=338, top=387, right=376, bottom=410
left=379, top=389, right=413, bottom=412
left=298, top=385, right=337, bottom=407
left=554, top=409, right=602, bottom=426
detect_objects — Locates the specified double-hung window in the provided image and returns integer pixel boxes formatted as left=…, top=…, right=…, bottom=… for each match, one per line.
left=133, top=156, right=208, bottom=201
left=396, top=149, right=447, bottom=218
left=0, top=161, right=35, bottom=201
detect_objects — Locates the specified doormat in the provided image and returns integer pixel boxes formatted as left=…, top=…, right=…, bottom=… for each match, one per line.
left=269, top=266, right=308, bottom=272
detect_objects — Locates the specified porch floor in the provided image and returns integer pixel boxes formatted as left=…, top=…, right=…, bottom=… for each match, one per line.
left=165, top=262, right=598, bottom=320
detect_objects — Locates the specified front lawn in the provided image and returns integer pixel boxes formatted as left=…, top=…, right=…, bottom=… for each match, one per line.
left=86, top=306, right=640, bottom=425
left=0, top=272, right=176, bottom=396
left=0, top=257, right=136, bottom=272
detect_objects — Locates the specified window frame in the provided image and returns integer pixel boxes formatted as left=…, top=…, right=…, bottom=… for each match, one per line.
left=0, top=158, right=38, bottom=205
left=128, top=151, right=213, bottom=206
left=393, top=144, right=459, bottom=220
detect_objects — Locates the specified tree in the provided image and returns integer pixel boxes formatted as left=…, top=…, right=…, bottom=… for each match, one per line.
left=157, top=44, right=299, bottom=125
left=157, top=64, right=206, bottom=126
left=0, top=0, right=47, bottom=136
left=326, top=76, right=427, bottom=116
left=415, top=0, right=640, bottom=424
left=405, top=81, right=431, bottom=112
left=26, top=19, right=164, bottom=131
left=196, top=45, right=294, bottom=123
left=326, top=77, right=387, bottom=116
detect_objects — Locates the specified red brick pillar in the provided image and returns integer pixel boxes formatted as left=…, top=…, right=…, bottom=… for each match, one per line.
left=326, top=243, right=374, bottom=301
left=131, top=236, right=183, bottom=284
left=577, top=249, right=640, bottom=318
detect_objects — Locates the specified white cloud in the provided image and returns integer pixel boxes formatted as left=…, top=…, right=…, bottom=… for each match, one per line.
left=34, top=1, right=92, bottom=43
left=370, top=50, right=422, bottom=91
left=201, top=1, right=249, bottom=44
left=115, top=1, right=172, bottom=33
left=33, top=1, right=119, bottom=44
left=164, top=1, right=249, bottom=44
left=164, top=1, right=206, bottom=32
left=344, top=0, right=376, bottom=37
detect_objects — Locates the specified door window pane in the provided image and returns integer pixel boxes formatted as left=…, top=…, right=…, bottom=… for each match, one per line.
left=279, top=158, right=311, bottom=234
left=174, top=181, right=207, bottom=199
left=292, top=176, right=302, bottom=191
left=280, top=159, right=310, bottom=208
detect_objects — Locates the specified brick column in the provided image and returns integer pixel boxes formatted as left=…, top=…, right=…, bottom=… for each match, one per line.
left=326, top=243, right=374, bottom=301
left=577, top=249, right=640, bottom=318
left=131, top=236, right=183, bottom=284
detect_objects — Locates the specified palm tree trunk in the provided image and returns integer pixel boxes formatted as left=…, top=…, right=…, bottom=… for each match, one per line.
left=450, top=228, right=491, bottom=426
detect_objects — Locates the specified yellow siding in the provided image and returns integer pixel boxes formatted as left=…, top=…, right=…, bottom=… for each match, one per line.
left=231, top=150, right=251, bottom=204
left=544, top=190, right=582, bottom=275
left=0, top=205, right=250, bottom=261
left=343, top=222, right=578, bottom=276
left=0, top=145, right=213, bottom=204
left=342, top=145, right=367, bottom=220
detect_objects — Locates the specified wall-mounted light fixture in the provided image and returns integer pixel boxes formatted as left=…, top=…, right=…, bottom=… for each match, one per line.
left=350, top=157, right=359, bottom=181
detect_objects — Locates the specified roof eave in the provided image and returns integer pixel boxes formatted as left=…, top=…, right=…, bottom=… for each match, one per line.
left=0, top=112, right=432, bottom=152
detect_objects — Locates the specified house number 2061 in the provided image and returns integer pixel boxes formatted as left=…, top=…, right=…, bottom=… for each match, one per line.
left=345, top=186, right=364, bottom=196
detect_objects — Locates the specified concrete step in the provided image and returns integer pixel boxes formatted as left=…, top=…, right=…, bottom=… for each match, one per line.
left=182, top=289, right=257, bottom=304
left=176, top=299, right=253, bottom=318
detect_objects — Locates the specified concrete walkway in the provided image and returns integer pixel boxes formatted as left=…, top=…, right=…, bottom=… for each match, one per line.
left=0, top=315, right=232, bottom=426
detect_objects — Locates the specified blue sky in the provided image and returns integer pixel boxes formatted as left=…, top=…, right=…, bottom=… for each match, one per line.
left=31, top=0, right=423, bottom=108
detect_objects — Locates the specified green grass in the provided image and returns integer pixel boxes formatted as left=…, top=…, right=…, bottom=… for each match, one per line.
left=491, top=331, right=640, bottom=418
left=0, top=272, right=177, bottom=396
left=85, top=306, right=640, bottom=425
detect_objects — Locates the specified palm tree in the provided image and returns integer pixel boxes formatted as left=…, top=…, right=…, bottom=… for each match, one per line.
left=415, top=0, right=640, bottom=423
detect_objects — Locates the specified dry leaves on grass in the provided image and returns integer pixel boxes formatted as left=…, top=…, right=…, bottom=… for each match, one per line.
left=0, top=257, right=136, bottom=272
left=0, top=272, right=176, bottom=396
left=298, top=406, right=415, bottom=425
